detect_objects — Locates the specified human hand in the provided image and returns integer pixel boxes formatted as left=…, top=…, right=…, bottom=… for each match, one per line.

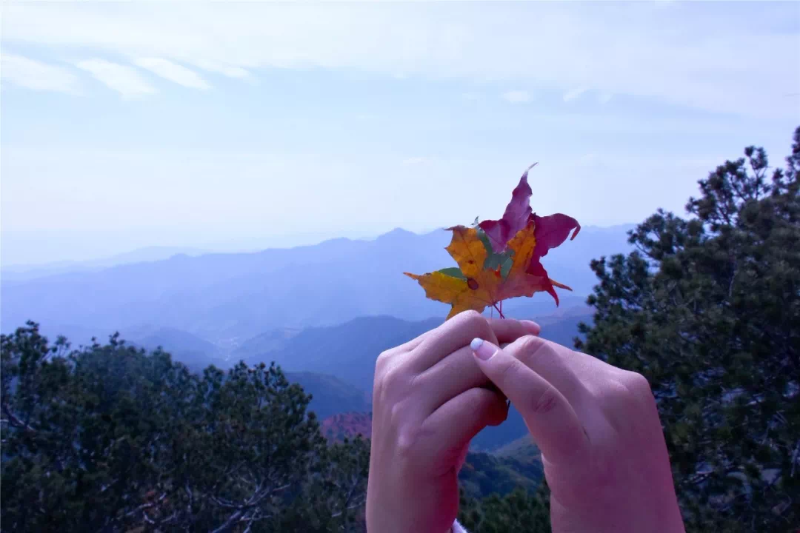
left=366, top=311, right=541, bottom=533
left=470, top=335, right=685, bottom=533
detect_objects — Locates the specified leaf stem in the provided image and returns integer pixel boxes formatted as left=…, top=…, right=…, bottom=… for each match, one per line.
left=492, top=302, right=506, bottom=319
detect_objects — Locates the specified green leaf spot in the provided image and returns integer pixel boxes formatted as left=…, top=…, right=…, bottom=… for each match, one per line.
left=437, top=267, right=467, bottom=280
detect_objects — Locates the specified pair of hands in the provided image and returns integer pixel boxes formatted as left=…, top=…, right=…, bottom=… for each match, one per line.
left=366, top=311, right=685, bottom=533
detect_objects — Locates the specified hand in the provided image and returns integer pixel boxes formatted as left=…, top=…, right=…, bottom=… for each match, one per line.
left=366, top=311, right=541, bottom=533
left=470, top=335, right=685, bottom=533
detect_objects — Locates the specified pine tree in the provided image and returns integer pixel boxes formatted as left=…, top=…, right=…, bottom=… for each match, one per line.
left=578, top=127, right=800, bottom=531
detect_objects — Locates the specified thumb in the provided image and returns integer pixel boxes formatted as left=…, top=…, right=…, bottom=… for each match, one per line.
left=470, top=337, right=586, bottom=464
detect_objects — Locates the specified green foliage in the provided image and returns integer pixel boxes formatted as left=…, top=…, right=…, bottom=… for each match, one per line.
left=578, top=127, right=800, bottom=532
left=1, top=322, right=369, bottom=532
left=458, top=483, right=551, bottom=533
left=458, top=451, right=543, bottom=501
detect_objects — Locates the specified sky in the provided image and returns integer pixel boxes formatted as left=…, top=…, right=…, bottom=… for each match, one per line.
left=2, top=1, right=799, bottom=266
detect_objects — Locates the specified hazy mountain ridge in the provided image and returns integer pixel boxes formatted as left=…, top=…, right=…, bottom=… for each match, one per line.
left=1, top=226, right=629, bottom=343
left=1, top=246, right=209, bottom=283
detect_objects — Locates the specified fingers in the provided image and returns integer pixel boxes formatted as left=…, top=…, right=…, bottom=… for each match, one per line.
left=413, top=345, right=487, bottom=414
left=411, top=311, right=498, bottom=372
left=412, top=319, right=541, bottom=413
left=501, top=335, right=585, bottom=403
left=488, top=318, right=541, bottom=340
left=470, top=338, right=587, bottom=464
left=421, top=387, right=508, bottom=458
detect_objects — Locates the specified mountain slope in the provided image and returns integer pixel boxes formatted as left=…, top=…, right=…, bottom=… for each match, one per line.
left=244, top=315, right=443, bottom=392
left=287, top=372, right=371, bottom=420
left=129, top=327, right=224, bottom=371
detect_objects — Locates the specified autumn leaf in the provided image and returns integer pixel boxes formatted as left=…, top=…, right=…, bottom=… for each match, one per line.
left=478, top=163, right=536, bottom=253
left=405, top=226, right=501, bottom=319
left=405, top=222, right=571, bottom=318
left=405, top=164, right=580, bottom=319
left=531, top=213, right=581, bottom=262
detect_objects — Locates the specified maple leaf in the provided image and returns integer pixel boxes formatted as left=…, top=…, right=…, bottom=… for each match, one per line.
left=405, top=222, right=568, bottom=319
left=479, top=164, right=580, bottom=255
left=478, top=163, right=536, bottom=253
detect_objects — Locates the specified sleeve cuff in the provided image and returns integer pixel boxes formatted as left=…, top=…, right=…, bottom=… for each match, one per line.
left=451, top=519, right=468, bottom=533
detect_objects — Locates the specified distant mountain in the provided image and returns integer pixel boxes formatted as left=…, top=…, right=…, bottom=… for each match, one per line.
left=242, top=315, right=442, bottom=392
left=494, top=435, right=542, bottom=463
left=287, top=372, right=371, bottom=421
left=1, top=226, right=629, bottom=342
left=128, top=326, right=225, bottom=372
left=459, top=450, right=544, bottom=499
left=1, top=246, right=208, bottom=283
left=232, top=327, right=301, bottom=359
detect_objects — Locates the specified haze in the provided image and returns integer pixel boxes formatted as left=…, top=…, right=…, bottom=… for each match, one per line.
left=2, top=1, right=799, bottom=265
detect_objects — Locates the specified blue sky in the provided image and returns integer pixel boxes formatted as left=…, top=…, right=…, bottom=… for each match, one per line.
left=2, top=1, right=799, bottom=265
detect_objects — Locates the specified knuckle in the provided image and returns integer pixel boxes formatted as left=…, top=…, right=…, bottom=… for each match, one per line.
left=395, top=428, right=420, bottom=460
left=494, top=357, right=518, bottom=388
left=621, top=371, right=652, bottom=396
left=529, top=386, right=560, bottom=415
left=375, top=350, right=392, bottom=372
left=625, top=372, right=650, bottom=394
left=459, top=310, right=489, bottom=334
left=373, top=361, right=408, bottom=402
left=515, top=335, right=546, bottom=359
left=622, top=371, right=657, bottom=408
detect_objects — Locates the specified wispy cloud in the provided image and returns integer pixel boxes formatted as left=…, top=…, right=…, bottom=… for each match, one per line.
left=193, top=61, right=250, bottom=79
left=502, top=90, right=531, bottom=104
left=563, top=86, right=589, bottom=102
left=134, top=58, right=210, bottom=90
left=598, top=92, right=614, bottom=104
left=402, top=157, right=429, bottom=165
left=76, top=59, right=155, bottom=98
left=1, top=53, right=79, bottom=93
left=1, top=3, right=797, bottom=116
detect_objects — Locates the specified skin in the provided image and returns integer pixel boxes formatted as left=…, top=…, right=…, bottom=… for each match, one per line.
left=366, top=311, right=685, bottom=533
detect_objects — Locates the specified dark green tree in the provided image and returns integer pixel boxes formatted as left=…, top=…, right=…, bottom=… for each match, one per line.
left=578, top=127, right=800, bottom=531
left=458, top=483, right=551, bottom=533
left=1, top=323, right=369, bottom=532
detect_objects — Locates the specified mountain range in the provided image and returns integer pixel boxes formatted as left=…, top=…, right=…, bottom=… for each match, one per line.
left=1, top=226, right=620, bottom=452
left=1, top=225, right=631, bottom=346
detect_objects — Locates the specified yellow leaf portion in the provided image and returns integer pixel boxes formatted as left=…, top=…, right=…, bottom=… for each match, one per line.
left=497, top=221, right=541, bottom=300
left=445, top=226, right=487, bottom=279
left=507, top=222, right=537, bottom=277
left=405, top=223, right=571, bottom=319
left=405, top=226, right=502, bottom=318
left=404, top=271, right=497, bottom=319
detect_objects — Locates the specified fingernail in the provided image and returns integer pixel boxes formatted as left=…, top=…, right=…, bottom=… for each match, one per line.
left=522, top=320, right=541, bottom=335
left=471, top=338, right=497, bottom=361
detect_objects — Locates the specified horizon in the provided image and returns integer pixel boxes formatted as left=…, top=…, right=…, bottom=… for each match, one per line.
left=0, top=222, right=637, bottom=269
left=3, top=2, right=799, bottom=265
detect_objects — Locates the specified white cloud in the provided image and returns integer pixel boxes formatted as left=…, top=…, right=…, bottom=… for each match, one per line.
left=563, top=86, right=589, bottom=102
left=1, top=53, right=78, bottom=93
left=76, top=59, right=155, bottom=98
left=2, top=3, right=797, bottom=116
left=402, top=157, right=428, bottom=165
left=598, top=92, right=614, bottom=104
left=195, top=62, right=250, bottom=79
left=502, top=90, right=530, bottom=104
left=134, top=58, right=210, bottom=89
